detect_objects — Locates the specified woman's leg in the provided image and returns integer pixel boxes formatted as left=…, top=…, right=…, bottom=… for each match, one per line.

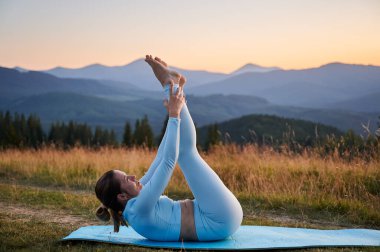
left=164, top=84, right=243, bottom=241
left=145, top=55, right=241, bottom=240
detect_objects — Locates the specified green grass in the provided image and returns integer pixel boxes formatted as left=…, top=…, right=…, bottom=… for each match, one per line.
left=0, top=183, right=97, bottom=218
left=0, top=212, right=71, bottom=251
left=1, top=183, right=378, bottom=230
left=1, top=208, right=379, bottom=252
left=0, top=211, right=164, bottom=252
left=239, top=194, right=380, bottom=228
left=1, top=147, right=379, bottom=251
left=1, top=183, right=379, bottom=251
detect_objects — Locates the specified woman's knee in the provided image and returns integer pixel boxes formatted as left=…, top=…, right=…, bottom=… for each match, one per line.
left=214, top=198, right=243, bottom=238
left=227, top=199, right=243, bottom=230
left=215, top=209, right=243, bottom=240
left=195, top=199, right=243, bottom=241
left=178, top=147, right=199, bottom=161
left=179, top=133, right=197, bottom=153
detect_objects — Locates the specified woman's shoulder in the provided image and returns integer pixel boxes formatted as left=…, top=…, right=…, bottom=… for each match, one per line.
left=124, top=198, right=138, bottom=214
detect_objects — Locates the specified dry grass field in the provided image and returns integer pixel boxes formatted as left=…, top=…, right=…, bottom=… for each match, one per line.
left=0, top=145, right=379, bottom=251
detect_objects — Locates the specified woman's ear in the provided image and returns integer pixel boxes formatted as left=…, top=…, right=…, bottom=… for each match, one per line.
left=117, top=193, right=129, bottom=203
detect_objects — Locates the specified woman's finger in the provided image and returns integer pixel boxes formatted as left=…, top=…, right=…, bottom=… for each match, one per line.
left=177, top=86, right=183, bottom=97
left=169, top=80, right=174, bottom=97
left=163, top=99, right=169, bottom=112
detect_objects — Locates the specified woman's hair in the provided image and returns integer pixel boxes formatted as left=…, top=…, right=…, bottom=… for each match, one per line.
left=95, top=170, right=128, bottom=232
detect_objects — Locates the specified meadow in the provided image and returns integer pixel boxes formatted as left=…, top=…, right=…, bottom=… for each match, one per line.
left=0, top=145, right=379, bottom=251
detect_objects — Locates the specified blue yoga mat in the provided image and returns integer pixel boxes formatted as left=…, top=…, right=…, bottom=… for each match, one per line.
left=62, top=225, right=380, bottom=250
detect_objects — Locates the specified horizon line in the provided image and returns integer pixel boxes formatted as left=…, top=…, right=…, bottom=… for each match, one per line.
left=3, top=59, right=380, bottom=74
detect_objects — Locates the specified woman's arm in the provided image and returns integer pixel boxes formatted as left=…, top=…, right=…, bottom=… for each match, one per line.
left=139, top=84, right=181, bottom=185
left=139, top=121, right=169, bottom=185
left=132, top=117, right=180, bottom=213
left=131, top=83, right=185, bottom=213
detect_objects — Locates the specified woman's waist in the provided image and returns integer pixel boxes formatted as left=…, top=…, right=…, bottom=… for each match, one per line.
left=179, top=199, right=198, bottom=241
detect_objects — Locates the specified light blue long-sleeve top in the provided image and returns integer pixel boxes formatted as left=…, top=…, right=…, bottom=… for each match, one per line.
left=122, top=117, right=181, bottom=241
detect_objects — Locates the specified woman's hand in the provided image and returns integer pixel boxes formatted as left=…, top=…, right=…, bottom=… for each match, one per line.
left=166, top=81, right=185, bottom=118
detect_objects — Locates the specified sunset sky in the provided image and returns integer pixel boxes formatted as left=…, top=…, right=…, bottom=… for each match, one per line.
left=0, top=0, right=379, bottom=73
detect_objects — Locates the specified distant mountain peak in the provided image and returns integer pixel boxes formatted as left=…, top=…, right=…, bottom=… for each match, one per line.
left=13, top=66, right=29, bottom=73
left=231, top=63, right=281, bottom=75
left=318, top=62, right=377, bottom=69
left=85, top=63, right=107, bottom=68
left=313, top=62, right=380, bottom=73
left=241, top=63, right=261, bottom=68
left=120, top=58, right=148, bottom=69
left=72, top=63, right=109, bottom=71
left=319, top=62, right=347, bottom=68
left=48, top=66, right=78, bottom=71
left=124, top=58, right=145, bottom=65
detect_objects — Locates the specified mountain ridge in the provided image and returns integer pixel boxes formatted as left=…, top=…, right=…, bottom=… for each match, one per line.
left=187, top=63, right=380, bottom=109
left=2, top=91, right=377, bottom=138
left=230, top=63, right=282, bottom=75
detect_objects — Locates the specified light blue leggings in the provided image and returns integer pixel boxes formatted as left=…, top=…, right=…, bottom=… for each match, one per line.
left=163, top=84, right=243, bottom=241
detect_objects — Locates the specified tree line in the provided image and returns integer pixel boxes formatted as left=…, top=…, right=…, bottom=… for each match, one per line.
left=1, top=111, right=379, bottom=160
left=0, top=111, right=158, bottom=149
left=0, top=111, right=202, bottom=150
left=205, top=120, right=380, bottom=161
left=0, top=111, right=44, bottom=149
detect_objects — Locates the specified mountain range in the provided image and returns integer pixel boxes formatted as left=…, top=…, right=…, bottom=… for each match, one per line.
left=42, top=59, right=228, bottom=91
left=2, top=59, right=379, bottom=138
left=33, top=60, right=380, bottom=111
left=37, top=59, right=283, bottom=90
left=187, top=63, right=380, bottom=109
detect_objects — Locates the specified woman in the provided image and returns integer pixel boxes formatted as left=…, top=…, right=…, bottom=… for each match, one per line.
left=95, top=56, right=243, bottom=241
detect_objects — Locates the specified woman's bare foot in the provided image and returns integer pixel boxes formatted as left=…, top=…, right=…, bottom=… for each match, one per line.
left=145, top=55, right=186, bottom=87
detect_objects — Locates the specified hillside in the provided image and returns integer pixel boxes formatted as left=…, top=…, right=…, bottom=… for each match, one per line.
left=3, top=92, right=167, bottom=138
left=0, top=66, right=166, bottom=105
left=187, top=63, right=380, bottom=108
left=197, top=114, right=344, bottom=146
left=3, top=91, right=377, bottom=140
left=44, top=59, right=228, bottom=90
left=3, top=92, right=270, bottom=137
left=187, top=95, right=377, bottom=134
left=14, top=62, right=380, bottom=112
left=0, top=67, right=142, bottom=104
left=324, top=92, right=380, bottom=113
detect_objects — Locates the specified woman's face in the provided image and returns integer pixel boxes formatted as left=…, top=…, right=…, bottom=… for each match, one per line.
left=114, top=170, right=143, bottom=198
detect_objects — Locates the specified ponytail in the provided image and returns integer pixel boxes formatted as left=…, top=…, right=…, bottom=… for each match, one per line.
left=95, top=170, right=129, bottom=232
left=95, top=204, right=128, bottom=232
left=96, top=205, right=110, bottom=221
left=109, top=209, right=128, bottom=232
